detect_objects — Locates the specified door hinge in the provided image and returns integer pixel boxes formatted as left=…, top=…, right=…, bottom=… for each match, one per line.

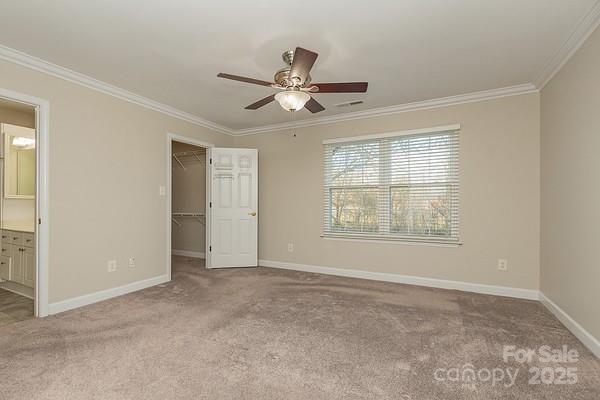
left=209, top=246, right=212, bottom=252
left=38, top=218, right=42, bottom=225
left=209, top=158, right=212, bottom=165
left=209, top=202, right=212, bottom=208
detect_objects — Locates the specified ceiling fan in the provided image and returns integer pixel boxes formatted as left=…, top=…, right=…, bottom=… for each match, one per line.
left=217, top=47, right=368, bottom=113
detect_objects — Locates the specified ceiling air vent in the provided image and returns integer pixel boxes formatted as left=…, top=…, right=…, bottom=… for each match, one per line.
left=335, top=100, right=364, bottom=108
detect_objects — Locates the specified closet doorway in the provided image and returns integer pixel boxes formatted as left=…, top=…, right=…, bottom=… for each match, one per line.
left=166, top=134, right=212, bottom=277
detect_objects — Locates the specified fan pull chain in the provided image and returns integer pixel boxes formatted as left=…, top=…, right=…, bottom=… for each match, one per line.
left=290, top=110, right=297, bottom=137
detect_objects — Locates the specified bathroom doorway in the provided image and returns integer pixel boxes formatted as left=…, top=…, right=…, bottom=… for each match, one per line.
left=0, top=88, right=49, bottom=319
left=0, top=98, right=36, bottom=325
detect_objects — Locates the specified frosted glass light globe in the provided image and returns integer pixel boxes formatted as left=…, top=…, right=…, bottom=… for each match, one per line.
left=275, top=90, right=311, bottom=112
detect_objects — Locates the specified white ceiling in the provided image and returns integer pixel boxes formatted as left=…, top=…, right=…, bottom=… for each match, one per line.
left=0, top=1, right=597, bottom=131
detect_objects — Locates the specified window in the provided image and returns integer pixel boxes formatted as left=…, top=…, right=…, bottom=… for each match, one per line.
left=323, top=126, right=459, bottom=244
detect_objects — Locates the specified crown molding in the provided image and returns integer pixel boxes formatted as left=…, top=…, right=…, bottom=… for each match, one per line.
left=0, top=44, right=235, bottom=135
left=0, top=43, right=561, bottom=137
left=533, top=0, right=600, bottom=89
left=234, top=83, right=538, bottom=135
left=0, top=43, right=538, bottom=136
left=1, top=2, right=598, bottom=137
left=0, top=45, right=541, bottom=138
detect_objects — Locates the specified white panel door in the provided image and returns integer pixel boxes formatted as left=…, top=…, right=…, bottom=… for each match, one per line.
left=208, top=148, right=258, bottom=268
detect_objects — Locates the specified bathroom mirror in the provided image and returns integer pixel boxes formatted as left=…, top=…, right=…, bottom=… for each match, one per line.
left=4, top=128, right=35, bottom=199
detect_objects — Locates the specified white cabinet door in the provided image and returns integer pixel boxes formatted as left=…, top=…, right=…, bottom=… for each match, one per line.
left=0, top=256, right=10, bottom=280
left=11, top=247, right=24, bottom=284
left=208, top=148, right=258, bottom=268
left=0, top=237, right=11, bottom=281
left=22, top=247, right=35, bottom=288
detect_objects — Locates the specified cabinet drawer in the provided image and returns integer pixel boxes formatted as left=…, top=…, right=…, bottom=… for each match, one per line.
left=22, top=233, right=35, bottom=247
left=8, top=232, right=23, bottom=245
left=0, top=255, right=9, bottom=280
left=1, top=243, right=14, bottom=257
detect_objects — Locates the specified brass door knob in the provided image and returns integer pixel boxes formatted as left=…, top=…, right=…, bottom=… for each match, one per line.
left=248, top=212, right=257, bottom=216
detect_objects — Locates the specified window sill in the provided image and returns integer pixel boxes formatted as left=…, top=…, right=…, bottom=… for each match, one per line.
left=321, top=233, right=462, bottom=248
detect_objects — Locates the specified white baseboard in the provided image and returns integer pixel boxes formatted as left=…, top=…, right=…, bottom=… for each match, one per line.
left=0, top=281, right=34, bottom=299
left=539, top=292, right=600, bottom=358
left=172, top=249, right=205, bottom=259
left=259, top=259, right=539, bottom=300
left=48, top=274, right=170, bottom=315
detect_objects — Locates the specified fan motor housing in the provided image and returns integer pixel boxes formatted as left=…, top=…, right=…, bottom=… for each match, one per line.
left=274, top=50, right=311, bottom=87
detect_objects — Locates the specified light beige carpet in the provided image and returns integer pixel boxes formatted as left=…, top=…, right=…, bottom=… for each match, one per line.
left=1, top=256, right=598, bottom=399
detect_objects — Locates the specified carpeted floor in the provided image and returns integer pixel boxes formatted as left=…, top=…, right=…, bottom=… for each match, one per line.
left=1, top=256, right=598, bottom=399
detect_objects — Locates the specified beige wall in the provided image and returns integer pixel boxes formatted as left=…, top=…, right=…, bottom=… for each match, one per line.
left=235, top=93, right=541, bottom=290
left=0, top=59, right=233, bottom=303
left=171, top=142, right=206, bottom=254
left=0, top=108, right=35, bottom=129
left=540, top=27, right=600, bottom=339
left=3, top=199, right=35, bottom=222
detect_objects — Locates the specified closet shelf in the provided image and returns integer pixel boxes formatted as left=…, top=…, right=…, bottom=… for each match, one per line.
left=172, top=151, right=205, bottom=170
left=171, top=212, right=205, bottom=226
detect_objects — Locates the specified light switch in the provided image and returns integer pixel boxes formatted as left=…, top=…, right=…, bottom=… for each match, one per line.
left=159, top=186, right=166, bottom=196
left=498, top=259, right=508, bottom=271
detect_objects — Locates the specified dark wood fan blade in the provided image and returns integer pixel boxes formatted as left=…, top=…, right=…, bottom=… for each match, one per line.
left=245, top=94, right=276, bottom=110
left=217, top=73, right=274, bottom=87
left=312, top=82, right=368, bottom=93
left=289, top=47, right=318, bottom=85
left=304, top=97, right=325, bottom=113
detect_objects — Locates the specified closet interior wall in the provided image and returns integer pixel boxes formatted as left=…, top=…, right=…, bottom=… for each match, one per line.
left=171, top=141, right=206, bottom=258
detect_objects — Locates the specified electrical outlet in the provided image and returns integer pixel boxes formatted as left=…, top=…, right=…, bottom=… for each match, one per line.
left=498, top=259, right=508, bottom=271
left=159, top=186, right=166, bottom=196
left=287, top=243, right=294, bottom=252
left=129, top=257, right=135, bottom=268
left=107, top=260, right=117, bottom=272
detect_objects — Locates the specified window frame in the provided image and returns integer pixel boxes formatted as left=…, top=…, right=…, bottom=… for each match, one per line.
left=322, top=124, right=460, bottom=245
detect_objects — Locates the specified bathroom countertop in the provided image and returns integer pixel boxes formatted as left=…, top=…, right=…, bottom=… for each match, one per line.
left=2, top=220, right=35, bottom=233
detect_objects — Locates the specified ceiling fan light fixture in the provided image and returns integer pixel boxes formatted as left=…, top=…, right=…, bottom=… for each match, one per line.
left=217, top=46, right=368, bottom=114
left=274, top=90, right=311, bottom=112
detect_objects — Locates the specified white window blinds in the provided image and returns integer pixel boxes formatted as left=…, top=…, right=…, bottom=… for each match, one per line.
left=323, top=126, right=459, bottom=244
